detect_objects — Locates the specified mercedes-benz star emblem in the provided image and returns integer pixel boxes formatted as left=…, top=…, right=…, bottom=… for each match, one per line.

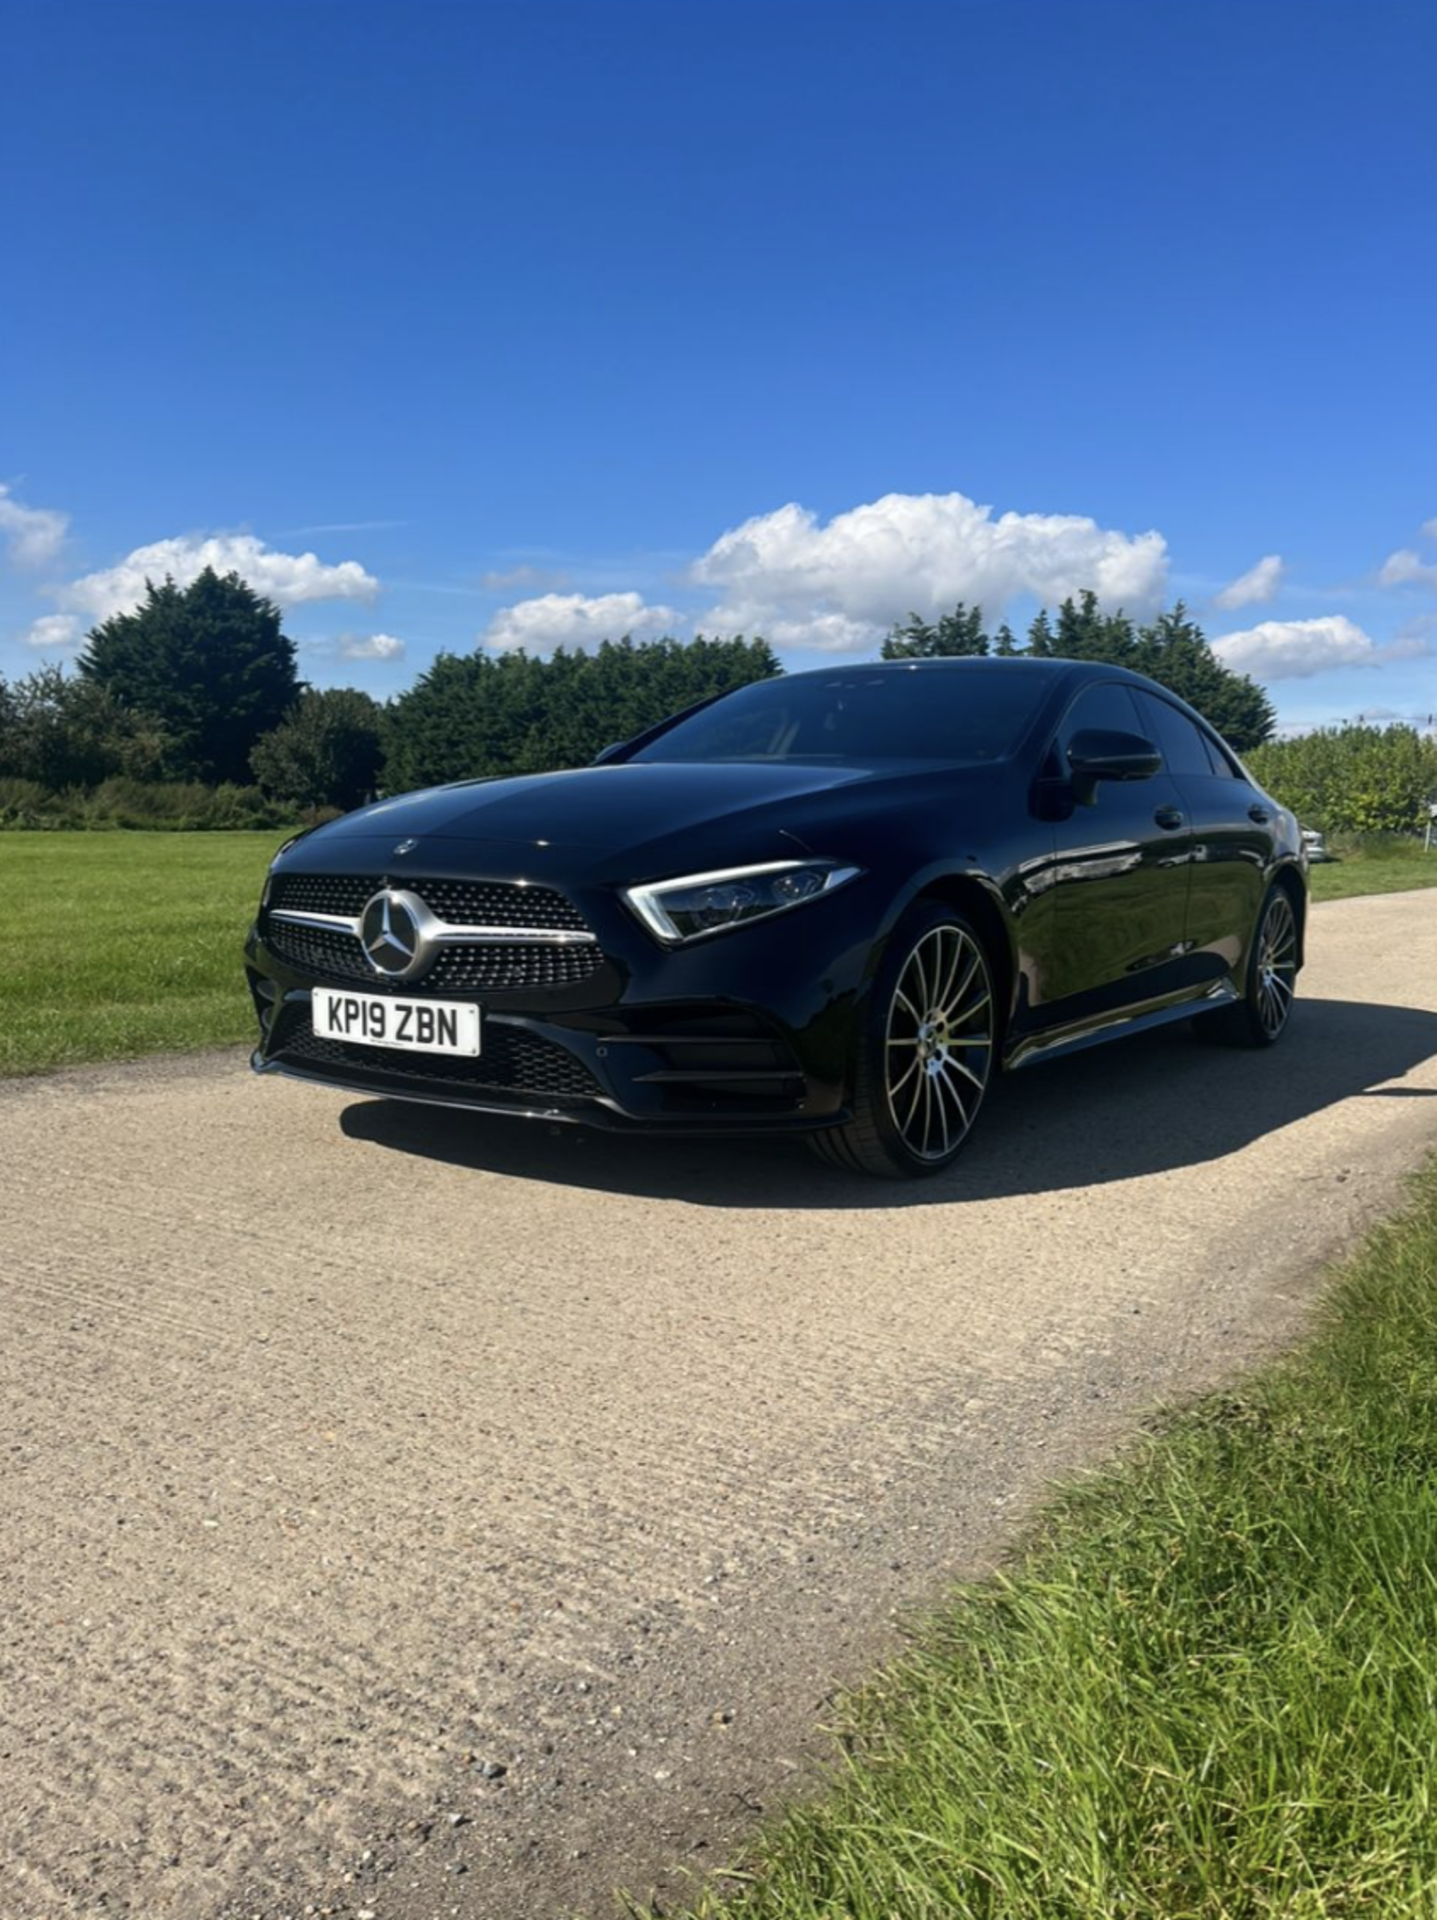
left=359, top=890, right=427, bottom=979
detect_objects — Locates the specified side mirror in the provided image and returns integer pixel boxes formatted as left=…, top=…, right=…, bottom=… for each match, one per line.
left=1067, top=728, right=1162, bottom=806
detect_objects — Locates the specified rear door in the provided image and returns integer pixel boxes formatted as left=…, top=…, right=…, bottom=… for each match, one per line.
left=1130, top=688, right=1268, bottom=989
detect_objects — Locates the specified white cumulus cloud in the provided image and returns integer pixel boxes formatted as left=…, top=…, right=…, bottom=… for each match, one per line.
left=1213, top=553, right=1284, bottom=610
left=1378, top=547, right=1437, bottom=591
left=337, top=632, right=406, bottom=661
left=0, top=485, right=69, bottom=569
left=59, top=533, right=379, bottom=622
left=17, top=613, right=81, bottom=652
left=483, top=590, right=681, bottom=655
left=688, top=492, right=1168, bottom=653
left=1212, top=615, right=1391, bottom=680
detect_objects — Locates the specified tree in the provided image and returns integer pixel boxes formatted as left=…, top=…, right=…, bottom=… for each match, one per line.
left=78, top=568, right=301, bottom=784
left=250, top=687, right=384, bottom=811
left=382, top=633, right=781, bottom=793
left=0, top=664, right=172, bottom=789
left=881, top=603, right=989, bottom=657
left=1026, top=608, right=1056, bottom=655
left=1051, top=589, right=1138, bottom=664
left=1014, top=595, right=1274, bottom=751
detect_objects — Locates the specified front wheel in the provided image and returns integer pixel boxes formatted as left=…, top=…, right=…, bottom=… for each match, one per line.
left=810, top=903, right=997, bottom=1178
left=1195, top=884, right=1299, bottom=1049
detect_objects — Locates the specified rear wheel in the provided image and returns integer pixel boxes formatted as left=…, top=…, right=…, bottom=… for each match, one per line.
left=1194, top=884, right=1299, bottom=1048
left=811, top=903, right=996, bottom=1178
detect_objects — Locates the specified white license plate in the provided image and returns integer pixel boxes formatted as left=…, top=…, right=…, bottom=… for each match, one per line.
left=312, top=986, right=481, bottom=1057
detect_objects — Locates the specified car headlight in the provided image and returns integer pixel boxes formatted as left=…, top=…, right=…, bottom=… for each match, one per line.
left=624, top=859, right=862, bottom=944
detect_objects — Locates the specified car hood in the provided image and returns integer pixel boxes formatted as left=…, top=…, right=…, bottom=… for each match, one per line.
left=279, top=757, right=1005, bottom=887
left=302, top=762, right=876, bottom=851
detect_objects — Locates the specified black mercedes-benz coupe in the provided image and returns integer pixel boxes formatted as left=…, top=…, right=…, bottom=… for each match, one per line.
left=246, top=657, right=1306, bottom=1177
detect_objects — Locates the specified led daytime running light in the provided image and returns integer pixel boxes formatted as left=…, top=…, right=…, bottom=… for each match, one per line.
left=625, top=860, right=861, bottom=944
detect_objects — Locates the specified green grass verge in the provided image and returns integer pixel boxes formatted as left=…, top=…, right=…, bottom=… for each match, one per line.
left=1, top=831, right=290, bottom=1075
left=676, top=1162, right=1437, bottom=1920
left=1309, top=836, right=1437, bottom=903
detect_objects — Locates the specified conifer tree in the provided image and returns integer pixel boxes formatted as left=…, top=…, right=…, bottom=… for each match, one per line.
left=79, top=568, right=301, bottom=784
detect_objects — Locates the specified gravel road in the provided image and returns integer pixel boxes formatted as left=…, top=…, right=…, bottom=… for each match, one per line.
left=4, top=890, right=1437, bottom=1920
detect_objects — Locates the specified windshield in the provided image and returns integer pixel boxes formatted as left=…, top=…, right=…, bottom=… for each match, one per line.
left=628, top=667, right=1046, bottom=765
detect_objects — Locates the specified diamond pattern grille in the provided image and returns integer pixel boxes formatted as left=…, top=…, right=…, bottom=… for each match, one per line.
left=270, top=872, right=589, bottom=932
left=265, top=919, right=604, bottom=991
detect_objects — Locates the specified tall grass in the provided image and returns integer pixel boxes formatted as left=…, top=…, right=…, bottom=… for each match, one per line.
left=0, top=774, right=305, bottom=831
left=682, top=1163, right=1437, bottom=1919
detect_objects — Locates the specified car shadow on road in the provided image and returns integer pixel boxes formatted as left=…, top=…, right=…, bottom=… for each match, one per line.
left=337, top=997, right=1437, bottom=1210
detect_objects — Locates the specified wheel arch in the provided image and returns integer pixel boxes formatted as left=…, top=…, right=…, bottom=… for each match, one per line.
left=905, top=873, right=1015, bottom=1051
left=1269, top=860, right=1308, bottom=969
left=814, top=876, right=1006, bottom=1177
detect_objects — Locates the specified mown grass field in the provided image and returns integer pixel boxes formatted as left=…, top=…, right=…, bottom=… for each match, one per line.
left=2, top=828, right=1434, bottom=1076
left=0, top=831, right=291, bottom=1076
left=677, top=1161, right=1437, bottom=1920
left=1309, top=836, right=1437, bottom=902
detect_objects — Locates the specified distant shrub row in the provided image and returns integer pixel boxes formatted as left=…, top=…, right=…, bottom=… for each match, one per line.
left=1245, top=724, right=1437, bottom=836
left=0, top=776, right=333, bottom=833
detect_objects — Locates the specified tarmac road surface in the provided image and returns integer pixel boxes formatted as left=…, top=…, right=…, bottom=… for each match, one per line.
left=4, top=890, right=1437, bottom=1920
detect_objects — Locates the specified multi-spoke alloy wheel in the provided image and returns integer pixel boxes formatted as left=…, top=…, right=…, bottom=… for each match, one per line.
left=811, top=904, right=997, bottom=1178
left=1195, top=881, right=1300, bottom=1050
left=1253, top=890, right=1298, bottom=1039
left=884, top=922, right=994, bottom=1162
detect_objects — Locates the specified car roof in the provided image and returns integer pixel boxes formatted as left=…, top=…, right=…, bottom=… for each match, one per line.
left=782, top=655, right=1144, bottom=687
left=774, top=655, right=1228, bottom=742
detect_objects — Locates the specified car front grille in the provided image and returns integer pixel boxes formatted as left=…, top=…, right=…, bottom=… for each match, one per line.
left=270, top=872, right=589, bottom=932
left=264, top=872, right=604, bottom=993
left=264, top=918, right=606, bottom=991
left=278, top=1015, right=605, bottom=1102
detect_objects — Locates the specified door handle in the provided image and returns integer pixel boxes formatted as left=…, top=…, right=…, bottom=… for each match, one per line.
left=1248, top=804, right=1271, bottom=824
left=1153, top=806, right=1185, bottom=831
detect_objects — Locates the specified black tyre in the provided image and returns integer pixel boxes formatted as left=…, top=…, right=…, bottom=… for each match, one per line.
left=811, top=902, right=996, bottom=1178
left=1194, top=883, right=1299, bottom=1049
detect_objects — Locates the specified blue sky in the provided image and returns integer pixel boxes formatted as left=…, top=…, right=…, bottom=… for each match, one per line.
left=3, top=0, right=1435, bottom=733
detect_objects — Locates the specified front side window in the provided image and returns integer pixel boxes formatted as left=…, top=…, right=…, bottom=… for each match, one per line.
left=1042, top=682, right=1147, bottom=779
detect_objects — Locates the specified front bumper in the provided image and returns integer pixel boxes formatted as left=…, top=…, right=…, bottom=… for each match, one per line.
left=245, top=875, right=872, bottom=1135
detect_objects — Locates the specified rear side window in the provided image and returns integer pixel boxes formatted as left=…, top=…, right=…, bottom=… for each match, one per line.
left=1201, top=731, right=1242, bottom=777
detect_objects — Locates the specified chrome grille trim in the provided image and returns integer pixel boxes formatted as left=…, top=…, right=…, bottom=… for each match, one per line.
left=272, top=908, right=359, bottom=932
left=270, top=907, right=596, bottom=946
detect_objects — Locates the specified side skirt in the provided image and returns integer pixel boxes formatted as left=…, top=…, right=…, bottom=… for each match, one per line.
left=1004, top=982, right=1241, bottom=1073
